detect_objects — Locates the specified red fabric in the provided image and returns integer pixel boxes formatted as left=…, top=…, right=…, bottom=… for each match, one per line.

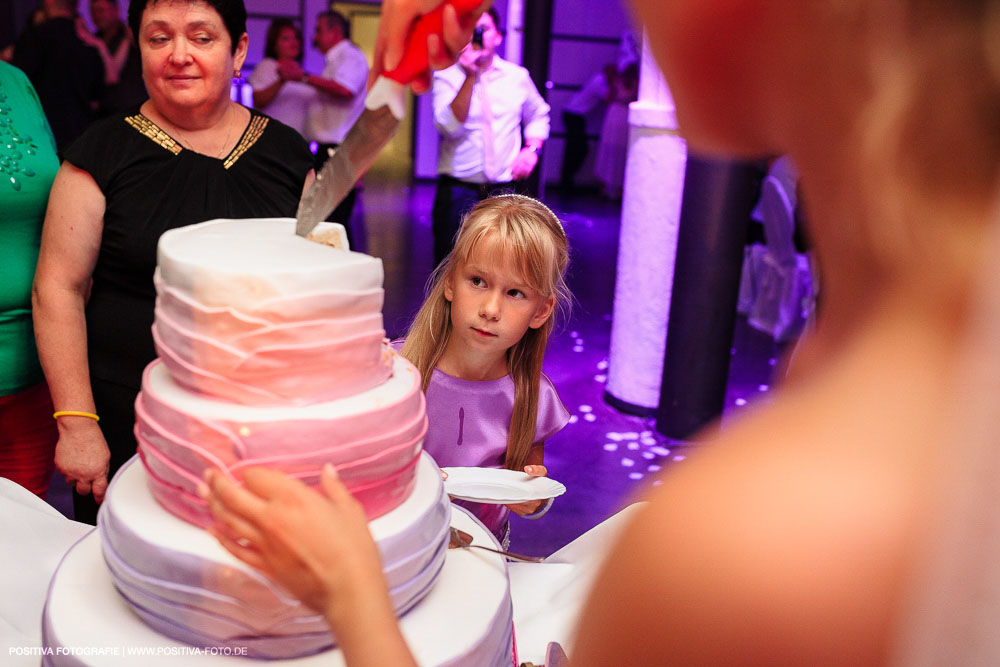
left=0, top=381, right=57, bottom=497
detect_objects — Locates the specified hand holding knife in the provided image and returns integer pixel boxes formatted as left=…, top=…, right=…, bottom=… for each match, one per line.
left=295, top=0, right=487, bottom=238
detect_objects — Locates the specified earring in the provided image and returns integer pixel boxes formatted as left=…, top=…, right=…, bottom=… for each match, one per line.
left=234, top=69, right=242, bottom=79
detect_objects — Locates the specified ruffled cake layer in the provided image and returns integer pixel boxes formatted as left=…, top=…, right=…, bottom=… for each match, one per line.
left=92, top=455, right=451, bottom=659
left=153, top=219, right=391, bottom=405
left=42, top=506, right=513, bottom=666
left=135, top=355, right=427, bottom=526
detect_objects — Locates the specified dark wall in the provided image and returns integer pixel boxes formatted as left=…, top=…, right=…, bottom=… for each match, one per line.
left=5, top=0, right=39, bottom=49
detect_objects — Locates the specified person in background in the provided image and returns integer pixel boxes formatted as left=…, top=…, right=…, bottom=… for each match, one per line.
left=1, top=6, right=47, bottom=63
left=10, top=0, right=105, bottom=152
left=32, top=0, right=314, bottom=525
left=77, top=0, right=146, bottom=116
left=77, top=0, right=148, bottom=117
left=593, top=61, right=638, bottom=200
left=430, top=8, right=550, bottom=266
left=248, top=19, right=312, bottom=137
left=0, top=62, right=61, bottom=499
left=398, top=194, right=571, bottom=547
left=559, top=63, right=613, bottom=193
left=292, top=10, right=368, bottom=239
left=615, top=28, right=638, bottom=74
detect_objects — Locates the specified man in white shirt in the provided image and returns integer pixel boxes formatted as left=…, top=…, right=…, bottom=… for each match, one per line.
left=301, top=11, right=369, bottom=237
left=431, top=8, right=551, bottom=265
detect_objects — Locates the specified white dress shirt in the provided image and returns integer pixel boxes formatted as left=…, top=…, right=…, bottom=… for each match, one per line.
left=306, top=40, right=369, bottom=144
left=248, top=58, right=315, bottom=135
left=433, top=57, right=550, bottom=183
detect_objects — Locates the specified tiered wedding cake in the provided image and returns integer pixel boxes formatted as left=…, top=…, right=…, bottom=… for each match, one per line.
left=41, top=219, right=514, bottom=666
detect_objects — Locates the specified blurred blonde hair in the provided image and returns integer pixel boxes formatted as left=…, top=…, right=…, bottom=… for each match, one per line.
left=400, top=195, right=571, bottom=471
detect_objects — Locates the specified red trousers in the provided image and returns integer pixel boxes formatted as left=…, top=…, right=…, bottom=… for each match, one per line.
left=0, top=381, right=57, bottom=498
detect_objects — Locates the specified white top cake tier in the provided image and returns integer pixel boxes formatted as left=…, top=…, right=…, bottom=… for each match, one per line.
left=157, top=219, right=382, bottom=309
left=152, top=219, right=392, bottom=404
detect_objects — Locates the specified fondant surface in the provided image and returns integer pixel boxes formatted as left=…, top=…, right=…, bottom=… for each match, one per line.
left=153, top=219, right=390, bottom=405
left=157, top=219, right=382, bottom=308
left=39, top=217, right=513, bottom=665
left=43, top=504, right=512, bottom=666
left=135, top=355, right=426, bottom=525
left=92, top=455, right=450, bottom=659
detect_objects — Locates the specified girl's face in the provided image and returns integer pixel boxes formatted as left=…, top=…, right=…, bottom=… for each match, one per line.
left=139, top=0, right=248, bottom=116
left=444, top=245, right=555, bottom=362
left=275, top=26, right=301, bottom=61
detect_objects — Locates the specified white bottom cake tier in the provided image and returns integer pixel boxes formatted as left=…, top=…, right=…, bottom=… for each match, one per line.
left=42, top=504, right=512, bottom=666
left=42, top=456, right=513, bottom=665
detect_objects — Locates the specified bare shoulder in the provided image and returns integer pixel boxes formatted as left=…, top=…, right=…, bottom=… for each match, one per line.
left=47, top=161, right=105, bottom=219
left=35, top=162, right=106, bottom=285
left=573, top=390, right=928, bottom=667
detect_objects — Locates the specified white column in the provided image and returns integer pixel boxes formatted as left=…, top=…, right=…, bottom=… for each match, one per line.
left=605, top=34, right=687, bottom=412
left=504, top=0, right=524, bottom=64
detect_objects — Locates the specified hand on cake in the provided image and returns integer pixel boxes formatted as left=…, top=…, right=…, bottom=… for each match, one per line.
left=201, top=465, right=417, bottom=665
left=54, top=420, right=110, bottom=503
left=201, top=465, right=381, bottom=612
left=506, top=464, right=551, bottom=516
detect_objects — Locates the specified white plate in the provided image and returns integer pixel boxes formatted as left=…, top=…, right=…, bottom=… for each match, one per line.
left=442, top=467, right=566, bottom=504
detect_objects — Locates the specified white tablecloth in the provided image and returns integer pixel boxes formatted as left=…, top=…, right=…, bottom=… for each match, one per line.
left=0, top=476, right=643, bottom=667
left=510, top=502, right=646, bottom=665
left=0, top=479, right=91, bottom=666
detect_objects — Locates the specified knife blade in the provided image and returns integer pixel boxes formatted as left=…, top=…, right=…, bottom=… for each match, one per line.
left=295, top=0, right=484, bottom=237
left=545, top=642, right=571, bottom=667
left=295, top=78, right=404, bottom=237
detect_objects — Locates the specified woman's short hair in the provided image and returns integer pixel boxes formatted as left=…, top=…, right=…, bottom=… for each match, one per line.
left=263, top=18, right=302, bottom=62
left=128, top=0, right=248, bottom=54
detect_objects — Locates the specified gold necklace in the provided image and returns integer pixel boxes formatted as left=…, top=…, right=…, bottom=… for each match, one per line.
left=166, top=104, right=235, bottom=158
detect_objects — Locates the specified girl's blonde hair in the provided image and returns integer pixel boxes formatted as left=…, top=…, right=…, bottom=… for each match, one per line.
left=400, top=194, right=571, bottom=471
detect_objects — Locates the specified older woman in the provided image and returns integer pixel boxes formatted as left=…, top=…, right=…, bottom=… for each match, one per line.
left=32, top=0, right=314, bottom=524
left=248, top=19, right=312, bottom=136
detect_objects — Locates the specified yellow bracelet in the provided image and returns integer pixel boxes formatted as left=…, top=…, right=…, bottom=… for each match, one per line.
left=53, top=411, right=100, bottom=422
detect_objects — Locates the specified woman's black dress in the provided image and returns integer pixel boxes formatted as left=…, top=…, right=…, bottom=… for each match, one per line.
left=63, top=107, right=314, bottom=523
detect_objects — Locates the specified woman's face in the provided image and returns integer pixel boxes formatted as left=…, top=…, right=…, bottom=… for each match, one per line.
left=138, top=0, right=248, bottom=117
left=275, top=26, right=301, bottom=61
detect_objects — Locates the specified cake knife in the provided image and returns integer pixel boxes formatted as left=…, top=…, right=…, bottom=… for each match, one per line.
left=296, top=0, right=483, bottom=237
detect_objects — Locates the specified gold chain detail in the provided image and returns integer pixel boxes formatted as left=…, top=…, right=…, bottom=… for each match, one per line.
left=124, top=115, right=182, bottom=155
left=224, top=115, right=268, bottom=170
left=125, top=112, right=267, bottom=168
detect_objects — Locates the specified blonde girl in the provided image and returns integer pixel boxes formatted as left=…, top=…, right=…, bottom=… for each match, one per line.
left=399, top=194, right=571, bottom=545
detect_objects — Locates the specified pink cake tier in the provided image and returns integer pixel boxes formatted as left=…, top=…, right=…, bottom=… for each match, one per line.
left=153, top=218, right=392, bottom=405
left=69, top=455, right=456, bottom=660
left=135, top=354, right=427, bottom=527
